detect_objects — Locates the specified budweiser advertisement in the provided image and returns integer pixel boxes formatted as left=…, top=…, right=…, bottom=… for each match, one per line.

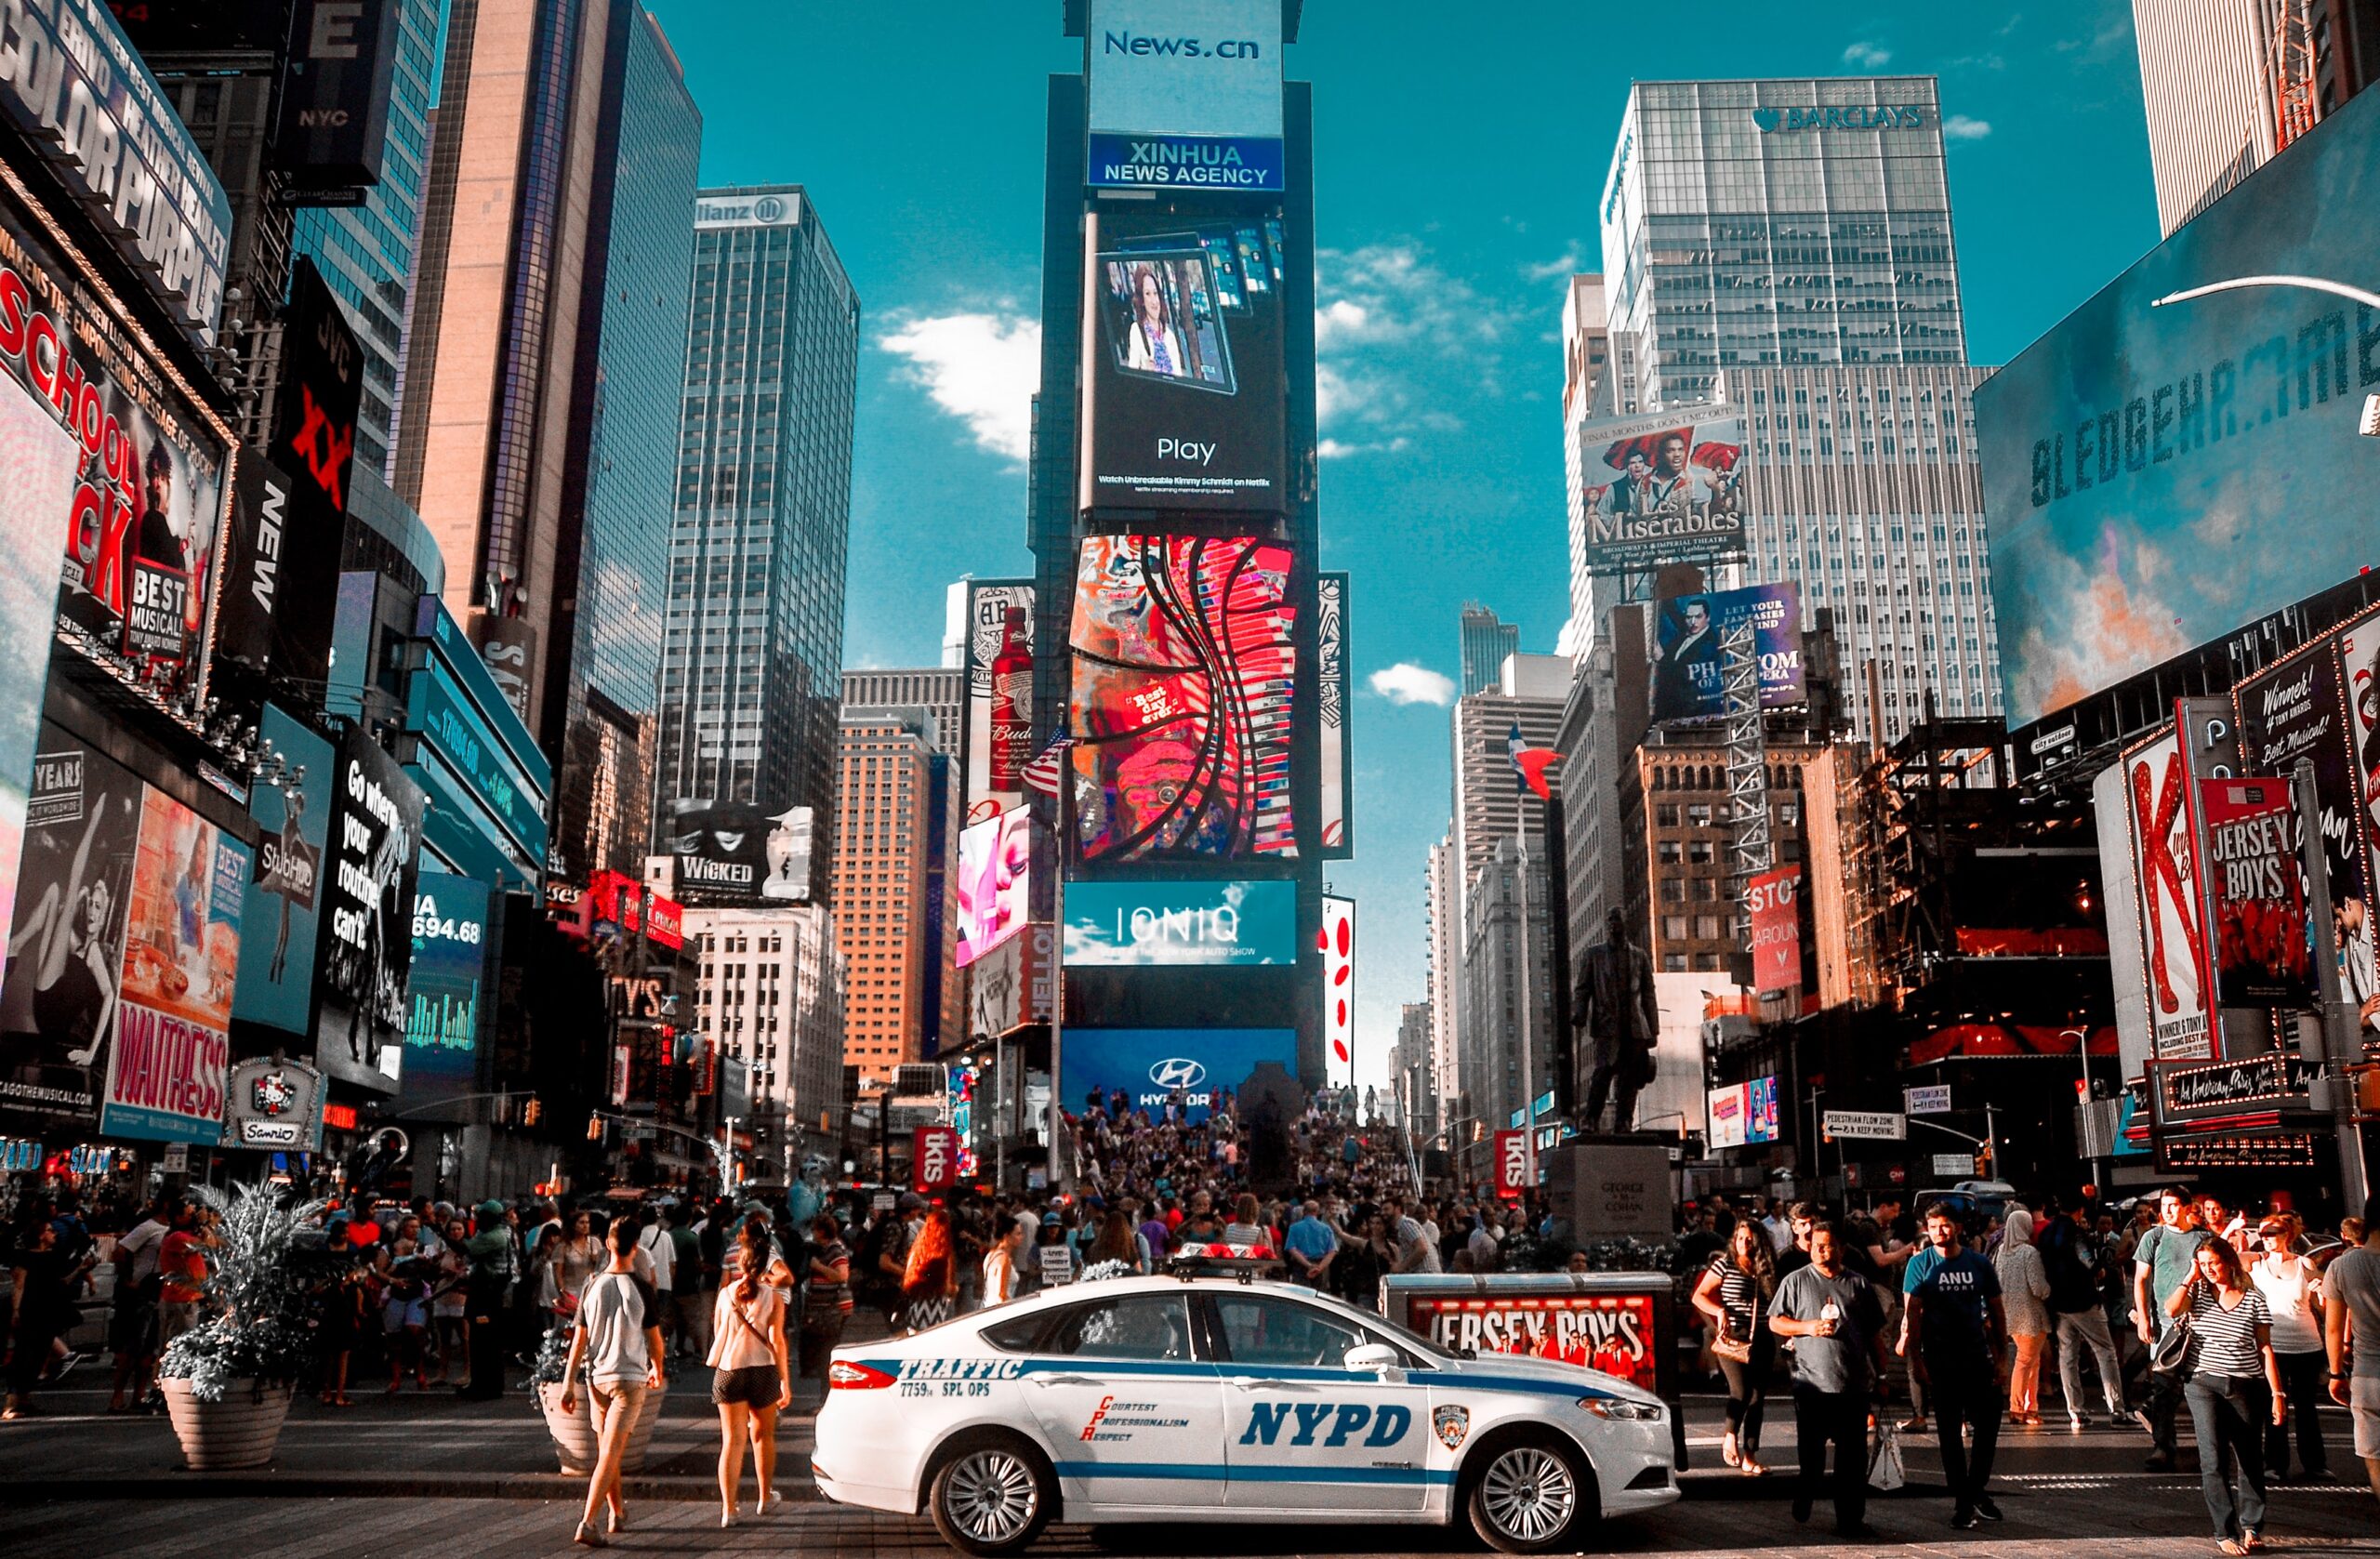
left=1746, top=865, right=1801, bottom=995
left=913, top=1125, right=959, bottom=1192
left=1493, top=1129, right=1528, bottom=1197
left=1384, top=1274, right=1675, bottom=1403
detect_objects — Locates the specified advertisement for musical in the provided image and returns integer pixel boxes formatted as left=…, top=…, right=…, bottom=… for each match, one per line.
left=660, top=798, right=813, bottom=905
left=313, top=730, right=425, bottom=1092
left=232, top=707, right=331, bottom=1035
left=1384, top=1275, right=1671, bottom=1402
left=1069, top=534, right=1296, bottom=860
left=2197, top=777, right=2316, bottom=1008
left=962, top=579, right=1036, bottom=825
left=0, top=193, right=229, bottom=700
left=1079, top=208, right=1288, bottom=515
left=101, top=788, right=249, bottom=1143
left=0, top=727, right=140, bottom=1126
left=1576, top=407, right=1745, bottom=574
left=1746, top=865, right=1802, bottom=995
left=2123, top=727, right=2214, bottom=1061
left=1649, top=584, right=1804, bottom=725
left=0, top=369, right=83, bottom=950
left=2233, top=641, right=2366, bottom=1012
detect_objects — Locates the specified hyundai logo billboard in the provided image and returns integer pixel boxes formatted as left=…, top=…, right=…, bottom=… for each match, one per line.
left=1063, top=1028, right=1293, bottom=1122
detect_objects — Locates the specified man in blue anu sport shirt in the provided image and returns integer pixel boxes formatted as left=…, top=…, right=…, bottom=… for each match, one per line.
left=1905, top=1199, right=2010, bottom=1529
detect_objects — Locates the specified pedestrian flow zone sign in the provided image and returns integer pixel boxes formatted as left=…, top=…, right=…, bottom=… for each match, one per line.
left=1822, top=1110, right=1906, bottom=1141
left=1904, top=1085, right=1951, bottom=1115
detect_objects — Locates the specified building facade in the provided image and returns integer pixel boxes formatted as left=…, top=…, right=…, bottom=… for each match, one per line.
left=1457, top=835, right=1557, bottom=1179
left=833, top=709, right=935, bottom=1092
left=838, top=668, right=966, bottom=1060
left=685, top=905, right=846, bottom=1164
left=1459, top=607, right=1520, bottom=698
left=1451, top=656, right=1570, bottom=885
left=1424, top=834, right=1460, bottom=1145
left=840, top=669, right=962, bottom=750
left=655, top=188, right=859, bottom=889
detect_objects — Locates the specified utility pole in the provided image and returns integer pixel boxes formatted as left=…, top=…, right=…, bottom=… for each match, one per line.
left=2294, top=760, right=2373, bottom=1211
left=1048, top=766, right=1072, bottom=1192
left=1516, top=791, right=1538, bottom=1188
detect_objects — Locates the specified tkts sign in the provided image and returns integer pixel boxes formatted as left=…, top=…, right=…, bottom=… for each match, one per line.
left=912, top=1126, right=959, bottom=1192
left=1493, top=1130, right=1528, bottom=1196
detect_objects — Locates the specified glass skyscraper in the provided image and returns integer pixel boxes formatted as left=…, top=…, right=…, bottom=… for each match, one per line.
left=1597, top=77, right=1965, bottom=412
left=290, top=0, right=444, bottom=480
left=657, top=187, right=859, bottom=895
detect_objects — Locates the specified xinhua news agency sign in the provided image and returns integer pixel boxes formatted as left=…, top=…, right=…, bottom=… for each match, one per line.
left=1085, top=0, right=1284, bottom=192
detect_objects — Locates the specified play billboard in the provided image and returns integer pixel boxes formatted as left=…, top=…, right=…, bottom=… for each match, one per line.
left=1649, top=583, right=1805, bottom=725
left=2122, top=727, right=2214, bottom=1060
left=1577, top=407, right=1746, bottom=574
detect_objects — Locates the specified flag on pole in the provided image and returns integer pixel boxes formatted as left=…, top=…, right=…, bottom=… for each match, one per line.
left=1507, top=724, right=1557, bottom=800
left=1022, top=738, right=1072, bottom=798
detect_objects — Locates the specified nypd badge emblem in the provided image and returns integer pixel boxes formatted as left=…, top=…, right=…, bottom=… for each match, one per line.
left=1433, top=1404, right=1469, bottom=1450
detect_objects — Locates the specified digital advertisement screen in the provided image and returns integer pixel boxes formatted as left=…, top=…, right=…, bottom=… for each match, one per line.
left=1079, top=208, right=1287, bottom=515
left=1063, top=879, right=1297, bottom=966
left=0, top=726, right=141, bottom=1126
left=1061, top=1026, right=1296, bottom=1124
left=0, top=370, right=81, bottom=953
left=955, top=805, right=1032, bottom=969
left=1978, top=86, right=2380, bottom=727
left=1704, top=1077, right=1779, bottom=1149
left=1577, top=406, right=1745, bottom=574
left=233, top=707, right=332, bottom=1036
left=103, top=786, right=248, bottom=1143
left=661, top=799, right=813, bottom=905
left=314, top=728, right=424, bottom=1093
left=1084, top=0, right=1285, bottom=192
left=1069, top=534, right=1296, bottom=860
left=1649, top=583, right=1804, bottom=725
left=1317, top=572, right=1351, bottom=857
left=402, top=869, right=488, bottom=1108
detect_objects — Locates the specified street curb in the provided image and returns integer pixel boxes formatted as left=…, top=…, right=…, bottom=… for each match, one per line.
left=7, top=1473, right=828, bottom=1504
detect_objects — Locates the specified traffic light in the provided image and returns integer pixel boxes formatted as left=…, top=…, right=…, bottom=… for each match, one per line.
left=522, top=1097, right=542, bottom=1127
left=587, top=1112, right=602, bottom=1142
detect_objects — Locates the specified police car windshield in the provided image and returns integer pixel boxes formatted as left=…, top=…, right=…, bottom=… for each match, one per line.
left=1295, top=1287, right=1455, bottom=1361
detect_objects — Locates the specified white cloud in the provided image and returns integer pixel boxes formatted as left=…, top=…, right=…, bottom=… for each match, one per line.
left=1942, top=113, right=1993, bottom=141
left=1842, top=40, right=1892, bottom=69
left=1523, top=247, right=1583, bottom=283
left=878, top=310, right=1041, bottom=462
left=1367, top=663, right=1456, bottom=707
left=1312, top=241, right=1514, bottom=447
left=1317, top=436, right=1410, bottom=459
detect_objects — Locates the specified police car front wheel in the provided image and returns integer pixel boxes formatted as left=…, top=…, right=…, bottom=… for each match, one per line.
left=1465, top=1434, right=1597, bottom=1555
left=928, top=1433, right=1056, bottom=1556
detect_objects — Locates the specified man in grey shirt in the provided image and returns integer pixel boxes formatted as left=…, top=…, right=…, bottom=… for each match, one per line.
left=2132, top=1187, right=2210, bottom=1470
left=1770, top=1222, right=1890, bottom=1539
left=2324, top=1193, right=2380, bottom=1507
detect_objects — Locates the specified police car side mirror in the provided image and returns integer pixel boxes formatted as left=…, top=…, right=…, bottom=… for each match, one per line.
left=1344, top=1342, right=1403, bottom=1378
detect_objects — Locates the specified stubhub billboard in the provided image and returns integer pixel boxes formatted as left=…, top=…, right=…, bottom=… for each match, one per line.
left=1063, top=1027, right=1295, bottom=1122
left=1086, top=0, right=1283, bottom=192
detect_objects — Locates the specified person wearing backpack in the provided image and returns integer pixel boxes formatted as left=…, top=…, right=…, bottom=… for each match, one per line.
left=2133, top=1187, right=2213, bottom=1470
left=2041, top=1196, right=2127, bottom=1429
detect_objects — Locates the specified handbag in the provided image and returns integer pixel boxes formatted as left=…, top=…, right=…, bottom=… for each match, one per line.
left=1711, top=1314, right=1755, bottom=1365
left=2151, top=1311, right=2192, bottom=1374
left=1867, top=1420, right=1906, bottom=1492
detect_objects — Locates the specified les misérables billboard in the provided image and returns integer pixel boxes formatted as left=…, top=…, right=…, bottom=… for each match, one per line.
left=1079, top=207, right=1288, bottom=516
left=1979, top=86, right=2380, bottom=729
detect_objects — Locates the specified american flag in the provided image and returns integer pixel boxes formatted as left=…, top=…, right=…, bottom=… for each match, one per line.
left=1022, top=738, right=1072, bottom=798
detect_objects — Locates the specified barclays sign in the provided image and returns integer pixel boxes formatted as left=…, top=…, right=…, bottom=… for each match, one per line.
left=1753, top=104, right=1931, bottom=134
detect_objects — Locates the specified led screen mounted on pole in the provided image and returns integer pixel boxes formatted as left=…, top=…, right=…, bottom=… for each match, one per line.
left=1080, top=208, right=1288, bottom=515
left=1576, top=406, right=1745, bottom=574
left=1084, top=0, right=1284, bottom=192
left=1068, top=535, right=1295, bottom=860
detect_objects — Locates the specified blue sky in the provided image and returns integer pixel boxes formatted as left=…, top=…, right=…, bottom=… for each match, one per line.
left=645, top=0, right=2160, bottom=1090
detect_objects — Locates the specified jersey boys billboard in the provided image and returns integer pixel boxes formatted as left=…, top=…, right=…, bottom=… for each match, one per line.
left=1069, top=534, right=1295, bottom=860
left=1080, top=209, right=1288, bottom=515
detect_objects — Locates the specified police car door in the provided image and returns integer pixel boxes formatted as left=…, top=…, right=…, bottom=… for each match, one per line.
left=1208, top=1292, right=1431, bottom=1513
left=1013, top=1291, right=1225, bottom=1513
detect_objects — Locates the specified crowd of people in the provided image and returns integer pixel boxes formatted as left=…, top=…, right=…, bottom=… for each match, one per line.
left=1678, top=1184, right=2380, bottom=1550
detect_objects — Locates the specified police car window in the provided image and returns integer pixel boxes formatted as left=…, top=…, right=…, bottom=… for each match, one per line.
left=1211, top=1294, right=1371, bottom=1368
left=1047, top=1295, right=1196, bottom=1362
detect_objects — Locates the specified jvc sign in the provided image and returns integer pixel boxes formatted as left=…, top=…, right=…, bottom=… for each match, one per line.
left=1086, top=0, right=1282, bottom=192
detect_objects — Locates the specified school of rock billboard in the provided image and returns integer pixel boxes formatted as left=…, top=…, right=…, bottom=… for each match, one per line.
left=1576, top=406, right=1745, bottom=574
left=2121, top=727, right=2214, bottom=1061
left=1079, top=208, right=1288, bottom=516
left=102, top=787, right=247, bottom=1143
left=0, top=190, right=230, bottom=703
left=1977, top=86, right=2380, bottom=729
left=1069, top=534, right=1295, bottom=860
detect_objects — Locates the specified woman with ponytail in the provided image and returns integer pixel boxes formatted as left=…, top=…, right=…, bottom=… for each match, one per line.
left=706, top=1218, right=790, bottom=1527
left=901, top=1208, right=959, bottom=1333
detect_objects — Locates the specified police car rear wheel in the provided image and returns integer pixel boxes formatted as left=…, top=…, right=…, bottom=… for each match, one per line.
left=1466, top=1437, right=1593, bottom=1554
left=929, top=1435, right=1053, bottom=1556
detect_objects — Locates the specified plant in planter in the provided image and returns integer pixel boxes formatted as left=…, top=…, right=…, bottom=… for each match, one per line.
left=528, top=1315, right=668, bottom=1474
left=156, top=1180, right=329, bottom=1470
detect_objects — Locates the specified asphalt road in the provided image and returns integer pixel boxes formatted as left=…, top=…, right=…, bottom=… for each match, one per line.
left=7, top=1477, right=2380, bottom=1559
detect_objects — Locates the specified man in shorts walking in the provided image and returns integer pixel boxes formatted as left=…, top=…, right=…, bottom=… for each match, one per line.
left=2323, top=1194, right=2380, bottom=1509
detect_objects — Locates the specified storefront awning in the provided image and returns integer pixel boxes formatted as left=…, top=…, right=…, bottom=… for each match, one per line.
left=1910, top=1023, right=2119, bottom=1065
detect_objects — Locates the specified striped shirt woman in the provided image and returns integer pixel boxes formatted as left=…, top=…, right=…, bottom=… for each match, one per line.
left=2165, top=1235, right=2285, bottom=1553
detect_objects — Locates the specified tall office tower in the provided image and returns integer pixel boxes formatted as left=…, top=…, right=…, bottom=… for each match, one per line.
left=833, top=710, right=935, bottom=1092
left=2133, top=0, right=2380, bottom=236
left=1458, top=834, right=1556, bottom=1178
left=840, top=668, right=966, bottom=1052
left=683, top=905, right=846, bottom=1162
left=654, top=188, right=859, bottom=885
left=1556, top=276, right=1613, bottom=658
left=290, top=0, right=445, bottom=477
left=1598, top=78, right=1964, bottom=414
left=1392, top=1002, right=1434, bottom=1139
left=396, top=0, right=702, bottom=759
left=1554, top=650, right=1618, bottom=979
left=1451, top=654, right=1570, bottom=883
left=1459, top=607, right=1521, bottom=698
left=1424, top=834, right=1460, bottom=1143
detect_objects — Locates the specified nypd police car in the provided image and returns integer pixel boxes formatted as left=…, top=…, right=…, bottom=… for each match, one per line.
left=812, top=1270, right=1676, bottom=1554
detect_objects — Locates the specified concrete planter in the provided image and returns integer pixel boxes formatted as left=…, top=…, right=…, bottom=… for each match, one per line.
left=161, top=1377, right=294, bottom=1470
left=536, top=1379, right=667, bottom=1474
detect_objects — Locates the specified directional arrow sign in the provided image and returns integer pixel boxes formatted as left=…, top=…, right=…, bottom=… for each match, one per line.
left=1823, top=1110, right=1906, bottom=1142
left=1905, top=1085, right=1952, bottom=1115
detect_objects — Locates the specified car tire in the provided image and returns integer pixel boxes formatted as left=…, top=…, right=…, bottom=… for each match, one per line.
left=1463, top=1432, right=1598, bottom=1555
left=927, top=1432, right=1056, bottom=1556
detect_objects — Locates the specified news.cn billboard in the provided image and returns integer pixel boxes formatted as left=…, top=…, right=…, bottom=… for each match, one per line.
left=1059, top=1026, right=1295, bottom=1124
left=1080, top=209, right=1288, bottom=516
left=960, top=580, right=1035, bottom=826
left=1084, top=0, right=1284, bottom=192
left=1576, top=406, right=1745, bottom=574
left=1649, top=583, right=1805, bottom=725
left=1978, top=86, right=2380, bottom=728
left=0, top=190, right=230, bottom=706
left=1063, top=879, right=1298, bottom=967
left=1069, top=535, right=1296, bottom=860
